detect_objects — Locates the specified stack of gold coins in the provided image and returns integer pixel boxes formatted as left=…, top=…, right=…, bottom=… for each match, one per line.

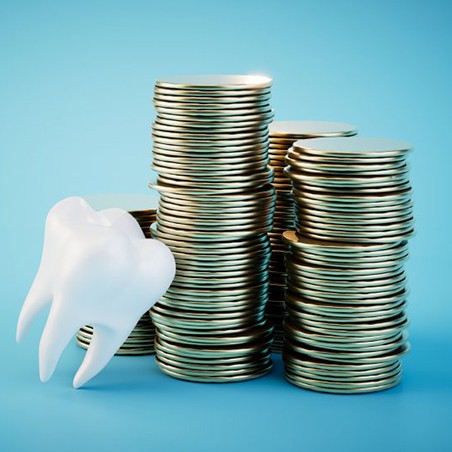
left=76, top=208, right=157, bottom=355
left=283, top=137, right=414, bottom=393
left=149, top=75, right=276, bottom=382
left=267, top=121, right=357, bottom=351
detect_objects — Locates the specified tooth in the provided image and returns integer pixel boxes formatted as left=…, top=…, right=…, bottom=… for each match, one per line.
left=73, top=324, right=131, bottom=389
left=17, top=197, right=175, bottom=388
left=16, top=272, right=52, bottom=344
left=100, top=208, right=145, bottom=238
left=39, top=297, right=83, bottom=383
left=16, top=199, right=82, bottom=343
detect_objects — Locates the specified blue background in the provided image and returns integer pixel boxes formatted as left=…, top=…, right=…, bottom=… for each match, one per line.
left=1, top=0, right=451, bottom=450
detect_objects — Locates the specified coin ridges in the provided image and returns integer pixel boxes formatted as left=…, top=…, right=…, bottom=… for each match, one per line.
left=282, top=135, right=413, bottom=393
left=150, top=75, right=276, bottom=381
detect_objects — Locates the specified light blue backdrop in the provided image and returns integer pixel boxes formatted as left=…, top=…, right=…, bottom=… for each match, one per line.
left=1, top=1, right=450, bottom=451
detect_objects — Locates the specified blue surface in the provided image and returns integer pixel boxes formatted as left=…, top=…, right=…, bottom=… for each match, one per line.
left=1, top=1, right=451, bottom=451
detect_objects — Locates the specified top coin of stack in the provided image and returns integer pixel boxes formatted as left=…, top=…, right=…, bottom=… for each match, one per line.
left=150, top=75, right=276, bottom=383
left=267, top=121, right=357, bottom=351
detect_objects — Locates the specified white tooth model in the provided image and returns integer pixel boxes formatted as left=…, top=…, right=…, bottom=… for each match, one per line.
left=16, top=197, right=175, bottom=389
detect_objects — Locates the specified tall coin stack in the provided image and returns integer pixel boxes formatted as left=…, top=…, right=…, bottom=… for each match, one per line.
left=282, top=137, right=414, bottom=393
left=267, top=121, right=357, bottom=351
left=76, top=208, right=157, bottom=355
left=149, top=75, right=276, bottom=382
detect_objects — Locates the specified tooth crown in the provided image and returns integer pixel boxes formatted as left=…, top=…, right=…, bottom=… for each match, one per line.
left=17, top=197, right=175, bottom=388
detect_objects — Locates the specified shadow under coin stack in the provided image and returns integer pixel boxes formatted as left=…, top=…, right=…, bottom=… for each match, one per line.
left=267, top=121, right=357, bottom=352
left=76, top=208, right=157, bottom=355
left=149, top=75, right=276, bottom=382
left=282, top=137, right=414, bottom=393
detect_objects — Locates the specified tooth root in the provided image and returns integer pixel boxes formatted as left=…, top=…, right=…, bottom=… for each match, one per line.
left=16, top=271, right=52, bottom=343
left=39, top=299, right=81, bottom=383
left=73, top=325, right=130, bottom=389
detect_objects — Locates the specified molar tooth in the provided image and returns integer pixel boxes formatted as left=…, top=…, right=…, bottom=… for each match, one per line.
left=17, top=196, right=175, bottom=388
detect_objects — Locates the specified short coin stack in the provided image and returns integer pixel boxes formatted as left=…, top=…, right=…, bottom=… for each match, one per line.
left=76, top=208, right=157, bottom=355
left=129, top=208, right=157, bottom=239
left=282, top=137, right=414, bottom=393
left=149, top=75, right=276, bottom=382
left=267, top=121, right=357, bottom=351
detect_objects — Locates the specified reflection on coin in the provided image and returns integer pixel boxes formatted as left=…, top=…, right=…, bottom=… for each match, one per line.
left=155, top=74, right=273, bottom=90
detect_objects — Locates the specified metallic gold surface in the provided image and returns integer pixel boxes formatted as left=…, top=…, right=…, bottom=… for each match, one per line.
left=282, top=136, right=413, bottom=393
left=150, top=75, right=275, bottom=381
